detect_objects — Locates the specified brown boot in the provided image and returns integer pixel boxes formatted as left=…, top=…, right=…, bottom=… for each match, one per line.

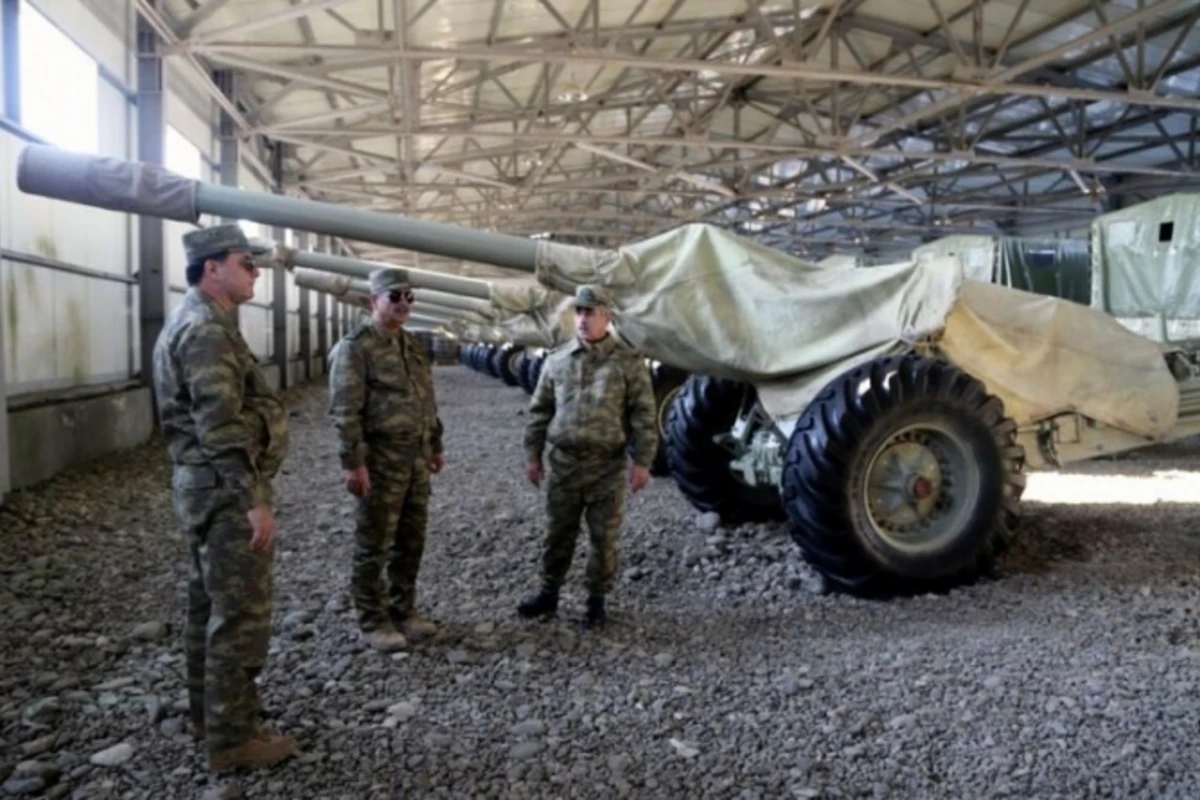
left=396, top=612, right=438, bottom=639
left=208, top=731, right=298, bottom=773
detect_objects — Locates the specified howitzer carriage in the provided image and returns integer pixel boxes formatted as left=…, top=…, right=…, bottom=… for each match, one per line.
left=17, top=144, right=1200, bottom=599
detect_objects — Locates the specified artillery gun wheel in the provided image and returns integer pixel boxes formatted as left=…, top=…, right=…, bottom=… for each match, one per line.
left=482, top=345, right=502, bottom=378
left=517, top=352, right=543, bottom=395
left=495, top=346, right=525, bottom=387
left=665, top=374, right=786, bottom=525
left=650, top=364, right=689, bottom=477
left=781, top=354, right=1025, bottom=598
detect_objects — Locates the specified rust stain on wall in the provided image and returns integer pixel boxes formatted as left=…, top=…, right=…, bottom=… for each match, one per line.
left=64, top=297, right=90, bottom=385
left=4, top=269, right=17, bottom=367
left=34, top=235, right=59, bottom=261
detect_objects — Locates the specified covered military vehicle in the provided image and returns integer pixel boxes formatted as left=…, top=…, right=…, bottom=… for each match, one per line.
left=16, top=144, right=1200, bottom=600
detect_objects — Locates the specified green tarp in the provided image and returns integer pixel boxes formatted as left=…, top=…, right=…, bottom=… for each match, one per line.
left=912, top=234, right=1091, bottom=305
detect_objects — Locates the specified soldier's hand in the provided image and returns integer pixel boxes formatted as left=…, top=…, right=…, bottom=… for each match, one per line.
left=629, top=465, right=651, bottom=494
left=526, top=461, right=544, bottom=487
left=344, top=466, right=371, bottom=497
left=247, top=504, right=276, bottom=554
left=429, top=453, right=446, bottom=474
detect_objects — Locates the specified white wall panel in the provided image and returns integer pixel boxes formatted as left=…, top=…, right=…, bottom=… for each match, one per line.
left=97, top=72, right=128, bottom=161
left=164, top=219, right=194, bottom=290
left=2, top=260, right=131, bottom=393
left=26, top=0, right=125, bottom=84
left=286, top=268, right=299, bottom=309
left=240, top=305, right=272, bottom=361
left=288, top=311, right=301, bottom=357
left=1, top=130, right=130, bottom=278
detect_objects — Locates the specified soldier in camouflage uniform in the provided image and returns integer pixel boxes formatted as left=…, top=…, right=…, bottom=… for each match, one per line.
left=152, top=224, right=297, bottom=773
left=328, top=269, right=446, bottom=652
left=518, top=284, right=658, bottom=628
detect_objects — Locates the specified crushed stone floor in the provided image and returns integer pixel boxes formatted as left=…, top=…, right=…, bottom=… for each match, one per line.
left=3, top=365, right=1200, bottom=799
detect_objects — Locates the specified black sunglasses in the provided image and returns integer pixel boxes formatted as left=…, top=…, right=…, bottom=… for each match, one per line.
left=388, top=289, right=415, bottom=303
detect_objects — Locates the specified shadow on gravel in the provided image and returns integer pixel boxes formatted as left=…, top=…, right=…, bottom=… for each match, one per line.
left=998, top=506, right=1094, bottom=578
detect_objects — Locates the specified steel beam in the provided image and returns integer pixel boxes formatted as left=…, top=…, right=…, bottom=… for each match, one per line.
left=0, top=249, right=8, bottom=504
left=297, top=231, right=312, bottom=381
left=270, top=150, right=289, bottom=389
left=330, top=296, right=341, bottom=347
left=186, top=0, right=356, bottom=44
left=133, top=0, right=275, bottom=185
left=215, top=68, right=240, bottom=325
left=315, top=234, right=330, bottom=368
left=0, top=0, right=14, bottom=502
left=136, top=9, right=167, bottom=388
left=186, top=42, right=1200, bottom=113
left=266, top=128, right=1198, bottom=181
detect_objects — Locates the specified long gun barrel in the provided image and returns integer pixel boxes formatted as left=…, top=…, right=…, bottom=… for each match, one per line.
left=290, top=267, right=493, bottom=315
left=277, top=247, right=493, bottom=299
left=16, top=144, right=553, bottom=273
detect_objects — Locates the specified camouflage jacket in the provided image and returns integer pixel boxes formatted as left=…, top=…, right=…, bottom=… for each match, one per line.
left=328, top=318, right=444, bottom=470
left=152, top=287, right=289, bottom=511
left=524, top=333, right=658, bottom=467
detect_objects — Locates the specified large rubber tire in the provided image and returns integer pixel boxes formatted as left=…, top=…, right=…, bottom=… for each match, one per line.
left=529, top=354, right=545, bottom=388
left=498, top=346, right=525, bottom=387
left=650, top=364, right=689, bottom=477
left=483, top=346, right=503, bottom=379
left=781, top=354, right=1026, bottom=599
left=665, top=374, right=786, bottom=525
left=517, top=352, right=542, bottom=395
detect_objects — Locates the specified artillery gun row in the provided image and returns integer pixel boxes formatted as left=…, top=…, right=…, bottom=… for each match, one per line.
left=17, top=143, right=1200, bottom=603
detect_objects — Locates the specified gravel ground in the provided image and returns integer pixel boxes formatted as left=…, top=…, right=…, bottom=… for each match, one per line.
left=3, top=365, right=1200, bottom=799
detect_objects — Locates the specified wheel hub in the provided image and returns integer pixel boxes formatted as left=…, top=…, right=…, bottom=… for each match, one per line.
left=862, top=424, right=978, bottom=554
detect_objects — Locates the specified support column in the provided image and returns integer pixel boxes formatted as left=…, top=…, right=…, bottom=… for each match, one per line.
left=214, top=69, right=241, bottom=327
left=214, top=70, right=239, bottom=220
left=136, top=9, right=167, bottom=387
left=0, top=0, right=12, bottom=501
left=331, top=299, right=340, bottom=346
left=297, top=232, right=311, bottom=382
left=315, top=234, right=329, bottom=371
left=270, top=147, right=288, bottom=389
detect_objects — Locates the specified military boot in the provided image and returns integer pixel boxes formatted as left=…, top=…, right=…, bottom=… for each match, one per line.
left=208, top=731, right=298, bottom=773
left=583, top=595, right=606, bottom=629
left=360, top=623, right=408, bottom=652
left=516, top=587, right=558, bottom=619
left=395, top=611, right=439, bottom=639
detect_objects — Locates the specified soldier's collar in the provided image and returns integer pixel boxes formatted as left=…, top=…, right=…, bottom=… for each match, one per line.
left=370, top=319, right=403, bottom=341
left=188, top=286, right=238, bottom=329
left=571, top=333, right=613, bottom=354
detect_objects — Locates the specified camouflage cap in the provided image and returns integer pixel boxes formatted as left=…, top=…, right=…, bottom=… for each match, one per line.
left=368, top=268, right=411, bottom=295
left=573, top=284, right=611, bottom=309
left=183, top=223, right=270, bottom=264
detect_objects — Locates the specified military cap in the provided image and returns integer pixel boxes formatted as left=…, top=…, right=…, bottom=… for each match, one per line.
left=182, top=223, right=270, bottom=264
left=368, top=268, right=411, bottom=295
left=573, top=284, right=611, bottom=309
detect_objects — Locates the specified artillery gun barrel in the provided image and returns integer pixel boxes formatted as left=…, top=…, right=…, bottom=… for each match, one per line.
left=16, top=145, right=545, bottom=273
left=287, top=249, right=492, bottom=300
left=291, top=267, right=492, bottom=315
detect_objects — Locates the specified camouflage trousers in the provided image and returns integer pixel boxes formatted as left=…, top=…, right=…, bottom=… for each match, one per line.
left=352, top=456, right=431, bottom=631
left=173, top=470, right=274, bottom=755
left=541, top=451, right=627, bottom=596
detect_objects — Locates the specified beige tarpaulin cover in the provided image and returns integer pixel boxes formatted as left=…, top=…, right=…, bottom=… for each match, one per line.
left=487, top=281, right=574, bottom=348
left=535, top=222, right=1179, bottom=439
left=935, top=281, right=1178, bottom=439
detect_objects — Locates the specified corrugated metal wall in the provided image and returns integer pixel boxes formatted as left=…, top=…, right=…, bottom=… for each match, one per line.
left=0, top=0, right=335, bottom=496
